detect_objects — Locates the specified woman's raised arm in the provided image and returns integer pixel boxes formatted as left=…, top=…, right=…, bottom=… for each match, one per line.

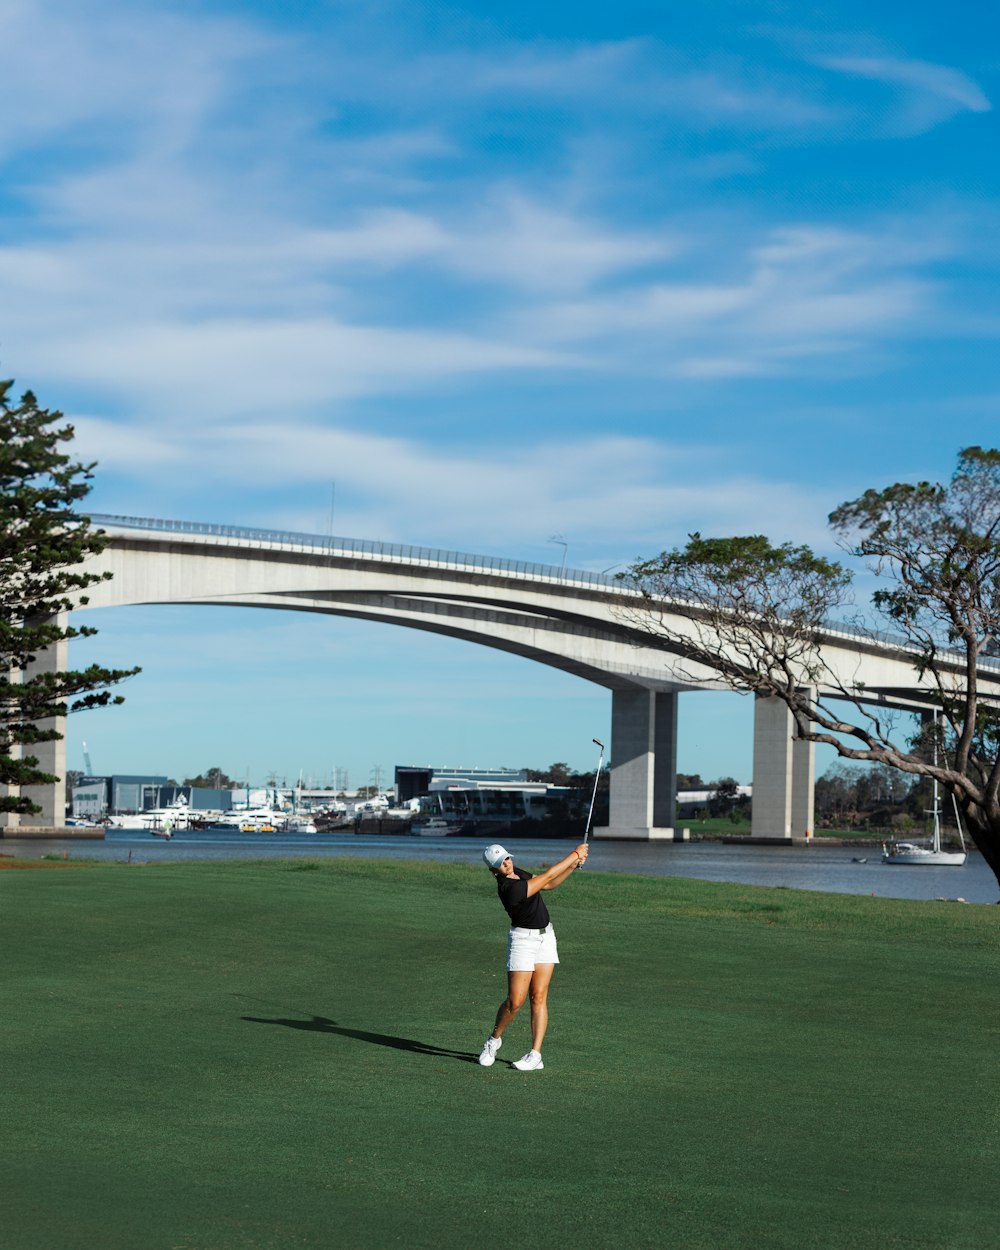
left=524, top=843, right=589, bottom=897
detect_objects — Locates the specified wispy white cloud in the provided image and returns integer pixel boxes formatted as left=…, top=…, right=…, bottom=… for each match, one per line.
left=433, top=192, right=677, bottom=293
left=435, top=38, right=647, bottom=97
left=74, top=413, right=836, bottom=561
left=71, top=416, right=189, bottom=469
left=0, top=1, right=270, bottom=161
left=514, top=220, right=943, bottom=377
left=287, top=32, right=836, bottom=131
left=821, top=55, right=990, bottom=112
left=815, top=53, right=991, bottom=133
left=33, top=316, right=574, bottom=416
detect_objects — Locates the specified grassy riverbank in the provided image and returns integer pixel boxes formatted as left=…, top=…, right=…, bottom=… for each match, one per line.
left=3, top=857, right=997, bottom=1250
left=681, top=816, right=892, bottom=840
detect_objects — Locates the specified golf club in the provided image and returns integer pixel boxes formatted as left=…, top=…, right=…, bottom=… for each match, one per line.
left=580, top=738, right=605, bottom=865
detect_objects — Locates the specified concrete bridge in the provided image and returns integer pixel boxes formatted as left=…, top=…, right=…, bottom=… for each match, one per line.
left=7, top=514, right=995, bottom=835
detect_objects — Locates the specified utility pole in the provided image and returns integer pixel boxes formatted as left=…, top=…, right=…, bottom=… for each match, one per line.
left=548, top=534, right=568, bottom=573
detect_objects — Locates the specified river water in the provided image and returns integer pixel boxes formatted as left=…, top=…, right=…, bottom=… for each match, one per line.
left=4, top=829, right=997, bottom=905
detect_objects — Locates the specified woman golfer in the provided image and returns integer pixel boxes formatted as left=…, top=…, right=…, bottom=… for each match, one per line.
left=478, top=841, right=589, bottom=1072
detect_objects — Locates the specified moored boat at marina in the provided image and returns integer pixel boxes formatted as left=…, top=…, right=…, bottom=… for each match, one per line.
left=281, top=815, right=319, bottom=833
left=107, top=796, right=212, bottom=832
left=211, top=804, right=288, bottom=832
left=882, top=838, right=967, bottom=866
left=883, top=723, right=967, bottom=867
left=411, top=816, right=464, bottom=836
left=204, top=805, right=320, bottom=833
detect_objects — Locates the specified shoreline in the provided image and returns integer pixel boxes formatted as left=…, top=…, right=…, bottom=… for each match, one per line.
left=0, top=826, right=919, bottom=850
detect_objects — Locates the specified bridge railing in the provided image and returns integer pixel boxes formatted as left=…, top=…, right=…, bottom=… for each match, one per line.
left=85, top=512, right=626, bottom=591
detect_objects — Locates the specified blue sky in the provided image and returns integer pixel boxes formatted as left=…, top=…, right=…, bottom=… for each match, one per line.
left=2, top=0, right=998, bottom=790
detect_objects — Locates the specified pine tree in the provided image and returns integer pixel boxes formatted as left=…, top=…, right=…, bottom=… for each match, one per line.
left=1, top=380, right=139, bottom=815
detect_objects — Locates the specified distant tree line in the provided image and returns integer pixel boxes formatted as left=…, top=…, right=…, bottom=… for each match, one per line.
left=815, top=763, right=940, bottom=833
left=183, top=766, right=235, bottom=790
left=528, top=759, right=942, bottom=832
left=523, top=761, right=609, bottom=830
left=676, top=775, right=748, bottom=823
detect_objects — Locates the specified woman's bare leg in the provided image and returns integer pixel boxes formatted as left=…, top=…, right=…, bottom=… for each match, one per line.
left=492, top=970, right=531, bottom=1038
left=528, top=963, right=555, bottom=1053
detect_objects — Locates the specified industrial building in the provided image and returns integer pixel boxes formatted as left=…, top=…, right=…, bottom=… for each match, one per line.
left=395, top=764, right=575, bottom=830
left=71, top=776, right=234, bottom=820
left=394, top=765, right=530, bottom=804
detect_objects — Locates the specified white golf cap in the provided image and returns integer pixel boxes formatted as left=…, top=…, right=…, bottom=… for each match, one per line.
left=483, top=843, right=510, bottom=868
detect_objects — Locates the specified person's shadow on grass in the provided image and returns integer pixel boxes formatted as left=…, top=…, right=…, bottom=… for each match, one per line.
left=241, top=1014, right=479, bottom=1064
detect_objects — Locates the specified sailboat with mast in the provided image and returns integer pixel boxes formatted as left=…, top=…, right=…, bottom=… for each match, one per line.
left=883, top=714, right=968, bottom=866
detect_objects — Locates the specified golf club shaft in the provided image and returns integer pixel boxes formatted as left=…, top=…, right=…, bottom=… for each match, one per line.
left=582, top=738, right=605, bottom=855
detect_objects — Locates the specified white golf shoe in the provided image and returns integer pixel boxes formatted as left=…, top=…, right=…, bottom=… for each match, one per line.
left=512, top=1050, right=544, bottom=1072
left=478, top=1035, right=502, bottom=1067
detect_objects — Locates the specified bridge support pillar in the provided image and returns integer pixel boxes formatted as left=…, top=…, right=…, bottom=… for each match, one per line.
left=0, top=622, right=67, bottom=830
left=595, top=688, right=677, bottom=840
left=751, top=693, right=814, bottom=838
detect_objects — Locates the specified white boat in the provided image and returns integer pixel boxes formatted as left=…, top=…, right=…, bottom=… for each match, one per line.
left=281, top=816, right=319, bottom=834
left=107, top=795, right=199, bottom=832
left=411, top=816, right=463, bottom=836
left=211, top=804, right=320, bottom=833
left=883, top=725, right=967, bottom=866
left=213, top=806, right=287, bottom=832
left=882, top=839, right=967, bottom=866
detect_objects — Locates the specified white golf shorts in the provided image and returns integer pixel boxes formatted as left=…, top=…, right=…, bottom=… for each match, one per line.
left=506, top=924, right=559, bottom=972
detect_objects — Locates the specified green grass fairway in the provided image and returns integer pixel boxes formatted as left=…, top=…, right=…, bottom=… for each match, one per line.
left=3, top=858, right=998, bottom=1250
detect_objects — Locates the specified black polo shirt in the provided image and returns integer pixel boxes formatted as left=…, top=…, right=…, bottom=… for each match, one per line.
left=497, top=869, right=551, bottom=929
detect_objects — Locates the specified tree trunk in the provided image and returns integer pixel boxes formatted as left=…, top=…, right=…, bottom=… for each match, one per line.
left=965, top=816, right=1000, bottom=890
